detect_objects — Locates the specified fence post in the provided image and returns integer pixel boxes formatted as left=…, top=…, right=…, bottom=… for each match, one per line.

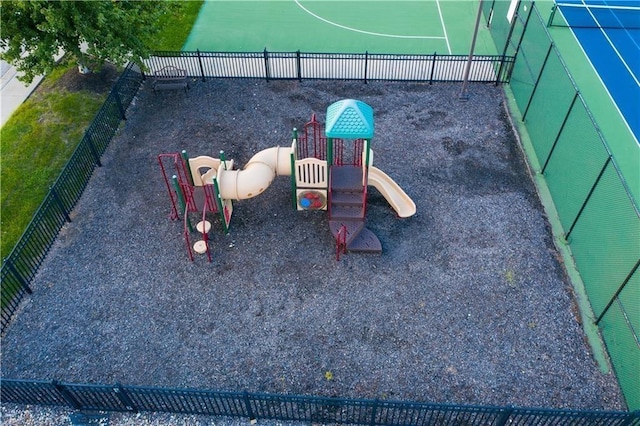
left=495, top=53, right=508, bottom=87
left=369, top=399, right=379, bottom=426
left=85, top=133, right=102, bottom=167
left=485, top=0, right=496, bottom=27
left=541, top=92, right=579, bottom=174
left=114, top=383, right=138, bottom=412
left=197, top=49, right=206, bottom=82
left=113, top=90, right=127, bottom=120
left=460, top=0, right=484, bottom=99
left=547, top=4, right=558, bottom=26
left=429, top=52, right=437, bottom=84
left=494, top=0, right=529, bottom=85
left=565, top=156, right=611, bottom=240
left=495, top=406, right=514, bottom=426
left=53, top=381, right=82, bottom=410
left=5, top=258, right=32, bottom=294
left=263, top=48, right=270, bottom=82
left=623, top=411, right=640, bottom=425
left=495, top=55, right=505, bottom=86
left=512, top=1, right=534, bottom=57
left=296, top=50, right=302, bottom=82
left=522, top=43, right=553, bottom=121
left=50, top=187, right=72, bottom=223
left=498, top=0, right=522, bottom=60
left=596, top=258, right=640, bottom=325
left=364, top=51, right=369, bottom=84
left=242, top=391, right=256, bottom=422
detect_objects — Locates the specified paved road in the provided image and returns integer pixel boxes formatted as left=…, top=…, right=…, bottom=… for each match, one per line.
left=1, top=59, right=44, bottom=127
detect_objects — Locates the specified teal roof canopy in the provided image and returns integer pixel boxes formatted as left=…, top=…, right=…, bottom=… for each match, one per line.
left=325, top=99, right=374, bottom=139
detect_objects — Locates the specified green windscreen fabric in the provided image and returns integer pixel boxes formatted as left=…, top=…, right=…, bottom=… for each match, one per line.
left=484, top=0, right=640, bottom=409
left=542, top=99, right=611, bottom=232
left=523, top=50, right=577, bottom=164
left=570, top=164, right=640, bottom=317
left=600, top=273, right=640, bottom=409
left=509, top=7, right=553, bottom=114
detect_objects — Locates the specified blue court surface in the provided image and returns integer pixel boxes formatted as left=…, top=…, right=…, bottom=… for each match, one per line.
left=556, top=0, right=640, bottom=144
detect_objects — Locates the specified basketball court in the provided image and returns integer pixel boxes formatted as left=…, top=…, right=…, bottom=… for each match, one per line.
left=183, top=1, right=498, bottom=55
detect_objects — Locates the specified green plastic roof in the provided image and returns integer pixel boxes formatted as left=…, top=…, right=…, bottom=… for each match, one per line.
left=325, top=99, right=374, bottom=138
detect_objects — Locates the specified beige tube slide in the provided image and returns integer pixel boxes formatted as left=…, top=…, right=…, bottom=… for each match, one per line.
left=217, top=146, right=292, bottom=200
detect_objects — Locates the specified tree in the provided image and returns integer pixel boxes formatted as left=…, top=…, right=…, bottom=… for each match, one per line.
left=0, top=0, right=172, bottom=83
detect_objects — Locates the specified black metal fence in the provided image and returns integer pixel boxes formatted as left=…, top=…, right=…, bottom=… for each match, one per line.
left=2, top=379, right=638, bottom=425
left=145, top=49, right=514, bottom=83
left=8, top=50, right=635, bottom=423
left=0, top=62, right=144, bottom=332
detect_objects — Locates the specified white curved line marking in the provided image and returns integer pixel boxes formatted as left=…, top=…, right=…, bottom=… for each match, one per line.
left=294, top=0, right=446, bottom=40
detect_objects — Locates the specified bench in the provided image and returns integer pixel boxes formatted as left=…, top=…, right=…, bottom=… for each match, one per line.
left=152, top=66, right=189, bottom=94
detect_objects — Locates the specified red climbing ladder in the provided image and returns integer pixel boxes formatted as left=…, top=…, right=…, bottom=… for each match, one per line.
left=296, top=113, right=327, bottom=160
left=158, top=153, right=197, bottom=220
left=181, top=183, right=217, bottom=263
left=159, top=152, right=220, bottom=262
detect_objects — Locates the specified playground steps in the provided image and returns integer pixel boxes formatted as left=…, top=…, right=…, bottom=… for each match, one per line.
left=331, top=165, right=363, bottom=191
left=329, top=220, right=382, bottom=253
left=328, top=166, right=381, bottom=254
left=330, top=165, right=365, bottom=220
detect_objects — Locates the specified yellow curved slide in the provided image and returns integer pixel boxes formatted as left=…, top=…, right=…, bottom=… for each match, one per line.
left=367, top=166, right=416, bottom=218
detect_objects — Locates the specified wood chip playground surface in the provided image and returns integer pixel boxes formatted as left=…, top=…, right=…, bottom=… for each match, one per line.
left=0, top=79, right=625, bottom=410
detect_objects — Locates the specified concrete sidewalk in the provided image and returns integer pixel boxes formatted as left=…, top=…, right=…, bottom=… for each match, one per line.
left=1, top=59, right=44, bottom=127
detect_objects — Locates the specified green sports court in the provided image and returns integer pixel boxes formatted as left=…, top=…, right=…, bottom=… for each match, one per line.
left=183, top=0, right=498, bottom=55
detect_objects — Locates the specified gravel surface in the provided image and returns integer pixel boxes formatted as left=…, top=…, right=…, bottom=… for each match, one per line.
left=1, top=79, right=625, bottom=421
left=0, top=403, right=296, bottom=425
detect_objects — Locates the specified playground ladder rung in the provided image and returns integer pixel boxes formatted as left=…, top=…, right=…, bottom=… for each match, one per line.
left=196, top=220, right=211, bottom=234
left=193, top=240, right=208, bottom=254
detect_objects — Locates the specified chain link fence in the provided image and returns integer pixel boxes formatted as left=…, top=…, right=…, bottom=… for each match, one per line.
left=482, top=0, right=639, bottom=410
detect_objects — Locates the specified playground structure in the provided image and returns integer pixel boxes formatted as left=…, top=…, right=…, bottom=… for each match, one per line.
left=158, top=99, right=416, bottom=262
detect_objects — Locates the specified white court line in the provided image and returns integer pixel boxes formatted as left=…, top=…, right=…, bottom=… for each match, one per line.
left=294, top=0, right=447, bottom=41
left=435, top=0, right=452, bottom=54
left=579, top=0, right=640, bottom=87
left=559, top=2, right=640, bottom=144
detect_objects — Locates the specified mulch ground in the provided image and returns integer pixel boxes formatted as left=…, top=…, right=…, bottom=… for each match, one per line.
left=0, top=78, right=625, bottom=410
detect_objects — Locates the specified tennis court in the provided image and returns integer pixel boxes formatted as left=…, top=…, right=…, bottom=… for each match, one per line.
left=551, top=0, right=640, bottom=143
left=183, top=1, right=498, bottom=55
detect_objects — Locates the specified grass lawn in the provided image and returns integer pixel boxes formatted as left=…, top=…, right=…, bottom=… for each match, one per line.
left=1, top=65, right=108, bottom=261
left=155, top=1, right=204, bottom=51
left=0, top=1, right=202, bottom=262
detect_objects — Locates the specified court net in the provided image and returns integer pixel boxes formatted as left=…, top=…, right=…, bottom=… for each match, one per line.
left=548, top=2, right=640, bottom=29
